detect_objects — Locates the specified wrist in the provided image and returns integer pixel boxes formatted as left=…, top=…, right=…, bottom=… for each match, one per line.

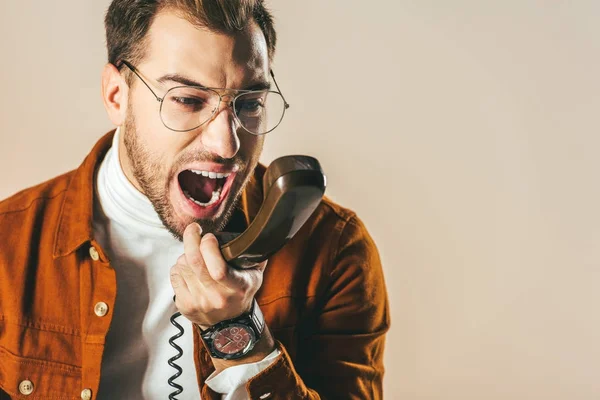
left=196, top=300, right=255, bottom=331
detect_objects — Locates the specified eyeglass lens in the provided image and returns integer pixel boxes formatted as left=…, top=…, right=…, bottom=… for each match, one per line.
left=160, top=86, right=286, bottom=134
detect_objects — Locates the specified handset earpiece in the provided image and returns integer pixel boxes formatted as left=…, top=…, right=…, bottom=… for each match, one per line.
left=218, top=155, right=326, bottom=268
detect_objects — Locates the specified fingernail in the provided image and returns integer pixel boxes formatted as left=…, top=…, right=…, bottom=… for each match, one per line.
left=194, top=222, right=203, bottom=235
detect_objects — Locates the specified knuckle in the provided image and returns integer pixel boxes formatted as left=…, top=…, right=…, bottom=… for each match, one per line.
left=199, top=298, right=214, bottom=313
left=240, top=271, right=261, bottom=291
left=212, top=295, right=228, bottom=310
left=233, top=286, right=247, bottom=299
left=169, top=267, right=182, bottom=284
left=179, top=265, right=196, bottom=279
left=211, top=267, right=228, bottom=282
left=186, top=253, right=204, bottom=268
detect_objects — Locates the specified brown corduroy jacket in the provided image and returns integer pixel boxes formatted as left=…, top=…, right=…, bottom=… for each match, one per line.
left=0, top=131, right=389, bottom=400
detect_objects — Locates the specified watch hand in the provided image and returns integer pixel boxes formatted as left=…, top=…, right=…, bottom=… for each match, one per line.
left=222, top=341, right=233, bottom=350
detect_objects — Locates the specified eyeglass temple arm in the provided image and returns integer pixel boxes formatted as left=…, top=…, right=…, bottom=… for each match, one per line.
left=270, top=70, right=290, bottom=109
left=115, top=60, right=163, bottom=103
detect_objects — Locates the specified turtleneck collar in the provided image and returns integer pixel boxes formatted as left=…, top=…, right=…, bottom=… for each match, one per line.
left=96, top=127, right=175, bottom=237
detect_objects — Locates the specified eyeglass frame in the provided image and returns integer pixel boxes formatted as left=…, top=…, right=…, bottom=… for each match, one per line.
left=115, top=60, right=290, bottom=135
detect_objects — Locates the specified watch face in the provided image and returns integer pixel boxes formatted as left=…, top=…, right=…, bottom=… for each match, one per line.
left=213, top=323, right=255, bottom=356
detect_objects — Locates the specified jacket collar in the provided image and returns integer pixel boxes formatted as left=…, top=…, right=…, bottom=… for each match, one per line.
left=53, top=130, right=115, bottom=258
left=53, top=129, right=263, bottom=258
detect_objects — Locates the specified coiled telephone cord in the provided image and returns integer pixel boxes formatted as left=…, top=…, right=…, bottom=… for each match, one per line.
left=168, top=311, right=184, bottom=400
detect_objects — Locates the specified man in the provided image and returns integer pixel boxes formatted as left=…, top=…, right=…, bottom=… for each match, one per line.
left=0, top=0, right=389, bottom=399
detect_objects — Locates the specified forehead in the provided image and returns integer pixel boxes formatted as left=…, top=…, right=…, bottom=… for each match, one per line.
left=143, top=10, right=269, bottom=88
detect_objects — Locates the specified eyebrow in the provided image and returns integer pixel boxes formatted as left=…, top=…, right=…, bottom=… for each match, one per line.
left=156, top=73, right=271, bottom=91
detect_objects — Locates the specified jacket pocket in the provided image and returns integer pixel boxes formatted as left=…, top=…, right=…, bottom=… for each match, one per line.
left=0, top=346, right=81, bottom=400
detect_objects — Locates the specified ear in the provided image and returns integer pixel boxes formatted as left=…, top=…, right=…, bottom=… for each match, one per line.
left=101, top=63, right=128, bottom=126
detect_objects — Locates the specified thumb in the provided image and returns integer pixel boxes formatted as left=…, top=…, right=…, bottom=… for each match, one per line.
left=183, top=222, right=203, bottom=265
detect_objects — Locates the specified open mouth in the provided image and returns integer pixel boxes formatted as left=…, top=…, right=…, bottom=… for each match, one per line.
left=177, top=169, right=233, bottom=208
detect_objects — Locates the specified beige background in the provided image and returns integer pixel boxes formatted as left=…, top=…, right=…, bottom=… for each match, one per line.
left=1, top=1, right=600, bottom=399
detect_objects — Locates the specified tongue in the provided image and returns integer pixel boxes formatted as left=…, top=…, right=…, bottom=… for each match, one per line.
left=179, top=170, right=218, bottom=203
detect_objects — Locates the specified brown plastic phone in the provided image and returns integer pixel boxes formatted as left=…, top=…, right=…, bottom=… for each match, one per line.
left=217, top=155, right=326, bottom=268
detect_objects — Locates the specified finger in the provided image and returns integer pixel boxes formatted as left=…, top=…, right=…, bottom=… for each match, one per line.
left=183, top=223, right=215, bottom=285
left=230, top=260, right=267, bottom=286
left=174, top=253, right=201, bottom=291
left=170, top=264, right=191, bottom=305
left=200, top=233, right=236, bottom=288
left=256, top=259, right=268, bottom=272
left=172, top=261, right=210, bottom=311
left=201, top=234, right=268, bottom=293
left=234, top=260, right=268, bottom=278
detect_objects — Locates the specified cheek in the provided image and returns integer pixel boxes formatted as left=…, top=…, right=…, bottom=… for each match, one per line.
left=129, top=98, right=188, bottom=172
left=148, top=135, right=182, bottom=166
left=239, top=132, right=264, bottom=159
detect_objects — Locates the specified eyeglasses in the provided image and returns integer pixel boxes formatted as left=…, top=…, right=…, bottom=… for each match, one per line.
left=116, top=60, right=290, bottom=135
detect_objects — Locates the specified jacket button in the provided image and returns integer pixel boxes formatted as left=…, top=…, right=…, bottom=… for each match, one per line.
left=94, top=302, right=109, bottom=317
left=89, top=246, right=100, bottom=261
left=81, top=388, right=92, bottom=400
left=18, top=380, right=34, bottom=395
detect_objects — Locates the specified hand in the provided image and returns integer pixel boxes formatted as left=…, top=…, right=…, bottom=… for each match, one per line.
left=169, top=222, right=267, bottom=330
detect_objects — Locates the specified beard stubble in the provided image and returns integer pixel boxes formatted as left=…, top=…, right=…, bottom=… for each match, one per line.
left=121, top=112, right=260, bottom=241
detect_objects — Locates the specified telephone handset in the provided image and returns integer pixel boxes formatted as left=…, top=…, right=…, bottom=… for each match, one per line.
left=217, top=155, right=327, bottom=268
left=168, top=155, right=326, bottom=399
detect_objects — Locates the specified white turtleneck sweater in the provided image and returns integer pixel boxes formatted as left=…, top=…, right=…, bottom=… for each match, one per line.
left=94, top=129, right=279, bottom=399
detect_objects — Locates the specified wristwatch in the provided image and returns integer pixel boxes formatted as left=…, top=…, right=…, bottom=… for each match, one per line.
left=200, top=299, right=265, bottom=360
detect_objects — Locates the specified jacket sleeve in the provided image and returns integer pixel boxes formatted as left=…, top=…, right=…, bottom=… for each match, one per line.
left=240, top=215, right=391, bottom=399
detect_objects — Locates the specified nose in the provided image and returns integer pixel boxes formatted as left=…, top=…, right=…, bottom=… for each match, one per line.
left=200, top=99, right=241, bottom=160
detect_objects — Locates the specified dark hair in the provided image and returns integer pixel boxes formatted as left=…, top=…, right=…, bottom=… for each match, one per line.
left=105, top=0, right=276, bottom=69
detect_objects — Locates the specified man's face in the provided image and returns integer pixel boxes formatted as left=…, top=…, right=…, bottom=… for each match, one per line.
left=120, top=11, right=269, bottom=240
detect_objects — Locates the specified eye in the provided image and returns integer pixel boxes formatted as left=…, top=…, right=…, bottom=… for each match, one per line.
left=167, top=95, right=208, bottom=114
left=241, top=100, right=262, bottom=110
left=236, top=98, right=265, bottom=115
left=172, top=97, right=204, bottom=106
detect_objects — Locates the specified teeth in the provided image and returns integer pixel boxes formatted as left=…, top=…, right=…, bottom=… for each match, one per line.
left=189, top=170, right=231, bottom=179
left=184, top=187, right=222, bottom=207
